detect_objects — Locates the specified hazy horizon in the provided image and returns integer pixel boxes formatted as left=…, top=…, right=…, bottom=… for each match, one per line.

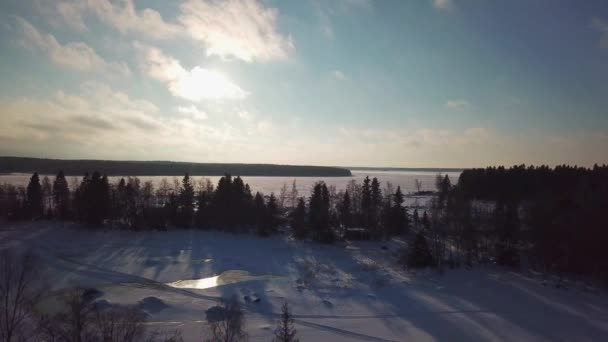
left=1, top=0, right=608, bottom=167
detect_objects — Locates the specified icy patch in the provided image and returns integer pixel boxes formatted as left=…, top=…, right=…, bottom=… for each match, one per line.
left=166, top=270, right=281, bottom=290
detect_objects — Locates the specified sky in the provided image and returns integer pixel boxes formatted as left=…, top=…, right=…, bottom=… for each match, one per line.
left=0, top=0, right=607, bottom=168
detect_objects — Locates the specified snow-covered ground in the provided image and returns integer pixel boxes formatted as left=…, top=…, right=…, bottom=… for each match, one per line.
left=1, top=222, right=607, bottom=341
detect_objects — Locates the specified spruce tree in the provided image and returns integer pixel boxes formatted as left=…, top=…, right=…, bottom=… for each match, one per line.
left=370, top=177, right=382, bottom=237
left=309, top=182, right=332, bottom=242
left=273, top=302, right=299, bottom=342
left=421, top=211, right=430, bottom=230
left=266, top=193, right=279, bottom=232
left=292, top=197, right=307, bottom=239
left=253, top=192, right=268, bottom=236
left=406, top=231, right=434, bottom=268
left=179, top=173, right=195, bottom=227
left=26, top=172, right=43, bottom=219
left=360, top=176, right=372, bottom=229
left=53, top=171, right=70, bottom=219
left=339, top=191, right=352, bottom=229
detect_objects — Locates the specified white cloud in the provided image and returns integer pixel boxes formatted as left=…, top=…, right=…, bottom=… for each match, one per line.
left=57, top=1, right=88, bottom=32
left=52, top=0, right=293, bottom=63
left=178, top=0, right=293, bottom=62
left=136, top=43, right=248, bottom=101
left=17, top=17, right=130, bottom=76
left=432, top=0, right=453, bottom=11
left=56, top=0, right=181, bottom=39
left=177, top=105, right=208, bottom=120
left=238, top=110, right=254, bottom=120
left=445, top=99, right=469, bottom=109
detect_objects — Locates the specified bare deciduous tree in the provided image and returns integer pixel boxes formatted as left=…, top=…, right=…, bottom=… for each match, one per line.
left=205, top=295, right=247, bottom=342
left=0, top=250, right=44, bottom=342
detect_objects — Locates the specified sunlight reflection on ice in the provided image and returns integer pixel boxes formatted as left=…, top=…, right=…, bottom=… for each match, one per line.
left=166, top=270, right=282, bottom=290
left=167, top=276, right=220, bottom=290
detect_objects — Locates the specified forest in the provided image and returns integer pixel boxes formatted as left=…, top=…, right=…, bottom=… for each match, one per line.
left=1, top=164, right=607, bottom=283
left=0, top=157, right=352, bottom=177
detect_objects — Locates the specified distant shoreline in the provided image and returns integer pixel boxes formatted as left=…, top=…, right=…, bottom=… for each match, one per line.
left=348, top=166, right=465, bottom=173
left=0, top=157, right=352, bottom=177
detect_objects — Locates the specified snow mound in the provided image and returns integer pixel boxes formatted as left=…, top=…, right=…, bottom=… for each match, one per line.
left=138, top=296, right=168, bottom=314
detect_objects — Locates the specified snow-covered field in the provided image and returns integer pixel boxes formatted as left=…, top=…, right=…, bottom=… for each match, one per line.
left=1, top=222, right=607, bottom=341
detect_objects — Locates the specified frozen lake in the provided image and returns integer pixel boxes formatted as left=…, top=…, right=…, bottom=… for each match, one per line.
left=0, top=170, right=461, bottom=197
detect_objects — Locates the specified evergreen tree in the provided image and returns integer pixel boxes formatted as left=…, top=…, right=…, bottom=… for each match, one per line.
left=292, top=197, right=307, bottom=239
left=266, top=193, right=279, bottom=232
left=25, top=172, right=43, bottom=219
left=413, top=209, right=420, bottom=228
left=360, top=176, right=372, bottom=229
left=41, top=176, right=52, bottom=218
left=309, top=182, right=333, bottom=242
left=53, top=171, right=70, bottom=219
left=272, top=302, right=299, bottom=342
left=406, top=231, right=434, bottom=268
left=387, top=186, right=408, bottom=235
left=339, top=190, right=352, bottom=229
left=370, top=177, right=382, bottom=237
left=195, top=182, right=214, bottom=229
left=179, top=173, right=195, bottom=227
left=494, top=201, right=520, bottom=267
left=253, top=192, right=268, bottom=236
left=421, top=211, right=430, bottom=231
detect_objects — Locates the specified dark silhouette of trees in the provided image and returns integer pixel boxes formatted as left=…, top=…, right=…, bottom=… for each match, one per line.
left=338, top=190, right=352, bottom=229
left=253, top=192, right=268, bottom=236
left=53, top=171, right=70, bottom=219
left=309, top=182, right=333, bottom=243
left=360, top=176, right=372, bottom=231
left=25, top=172, right=43, bottom=219
left=405, top=231, right=434, bottom=268
left=76, top=172, right=110, bottom=226
left=291, top=197, right=307, bottom=240
left=385, top=186, right=408, bottom=236
left=370, top=177, right=382, bottom=237
left=178, top=174, right=194, bottom=227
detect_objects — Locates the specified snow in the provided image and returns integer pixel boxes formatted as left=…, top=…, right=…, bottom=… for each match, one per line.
left=1, top=222, right=607, bottom=341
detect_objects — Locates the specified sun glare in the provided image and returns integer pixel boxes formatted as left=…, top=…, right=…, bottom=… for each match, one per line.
left=174, top=67, right=248, bottom=101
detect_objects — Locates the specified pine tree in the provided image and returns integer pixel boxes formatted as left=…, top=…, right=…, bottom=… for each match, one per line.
left=388, top=186, right=408, bottom=235
left=360, top=176, right=372, bottom=229
left=26, top=172, right=43, bottom=219
left=309, top=182, right=332, bottom=242
left=370, top=177, right=382, bottom=237
left=413, top=209, right=420, bottom=228
left=292, top=197, right=307, bottom=239
left=406, top=231, right=434, bottom=268
left=53, top=171, right=70, bottom=219
left=421, top=211, right=430, bottom=230
left=253, top=192, right=268, bottom=236
left=179, top=173, right=195, bottom=227
left=272, top=302, right=299, bottom=342
left=41, top=176, right=52, bottom=218
left=266, top=193, right=279, bottom=232
left=339, top=191, right=352, bottom=229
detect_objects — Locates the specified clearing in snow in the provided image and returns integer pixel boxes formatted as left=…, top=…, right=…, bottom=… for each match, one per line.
left=1, top=222, right=607, bottom=341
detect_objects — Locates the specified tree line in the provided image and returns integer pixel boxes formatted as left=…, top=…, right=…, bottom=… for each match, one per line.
left=410, top=165, right=608, bottom=283
left=0, top=157, right=351, bottom=177
left=2, top=165, right=607, bottom=282
left=0, top=172, right=410, bottom=243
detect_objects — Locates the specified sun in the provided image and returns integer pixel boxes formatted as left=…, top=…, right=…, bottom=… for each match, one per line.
left=173, top=67, right=248, bottom=101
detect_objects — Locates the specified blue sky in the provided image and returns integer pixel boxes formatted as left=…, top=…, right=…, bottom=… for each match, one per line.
left=0, top=0, right=607, bottom=167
